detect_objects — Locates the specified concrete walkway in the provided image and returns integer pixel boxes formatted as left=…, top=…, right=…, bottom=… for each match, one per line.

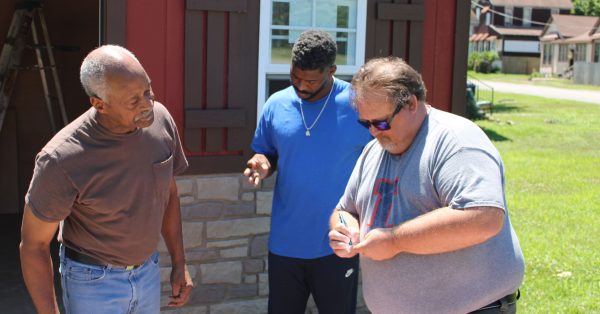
left=478, top=80, right=600, bottom=105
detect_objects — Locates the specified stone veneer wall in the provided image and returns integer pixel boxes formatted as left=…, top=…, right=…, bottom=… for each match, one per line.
left=159, top=173, right=367, bottom=314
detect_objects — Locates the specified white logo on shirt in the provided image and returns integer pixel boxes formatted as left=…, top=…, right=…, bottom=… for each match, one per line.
left=345, top=268, right=354, bottom=278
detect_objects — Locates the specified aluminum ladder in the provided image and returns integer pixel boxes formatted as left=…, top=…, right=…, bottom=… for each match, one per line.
left=0, top=0, right=68, bottom=135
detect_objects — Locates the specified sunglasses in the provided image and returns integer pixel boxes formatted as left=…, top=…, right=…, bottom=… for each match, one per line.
left=357, top=104, right=403, bottom=131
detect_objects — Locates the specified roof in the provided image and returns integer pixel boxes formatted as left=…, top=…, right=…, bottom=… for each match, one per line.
left=540, top=33, right=559, bottom=42
left=490, top=0, right=572, bottom=9
left=564, top=32, right=593, bottom=43
left=469, top=33, right=498, bottom=41
left=541, top=14, right=600, bottom=40
left=489, top=25, right=543, bottom=37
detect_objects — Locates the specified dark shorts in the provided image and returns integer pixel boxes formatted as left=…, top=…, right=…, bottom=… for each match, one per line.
left=268, top=251, right=359, bottom=314
left=469, top=290, right=520, bottom=314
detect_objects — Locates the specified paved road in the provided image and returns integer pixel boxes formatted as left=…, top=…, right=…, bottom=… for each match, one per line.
left=476, top=81, right=600, bottom=105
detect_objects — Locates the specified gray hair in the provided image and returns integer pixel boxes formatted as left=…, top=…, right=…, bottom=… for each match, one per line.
left=79, top=45, right=141, bottom=100
left=351, top=56, right=427, bottom=109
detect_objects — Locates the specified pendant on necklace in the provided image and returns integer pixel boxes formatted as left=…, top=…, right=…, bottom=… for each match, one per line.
left=305, top=130, right=311, bottom=136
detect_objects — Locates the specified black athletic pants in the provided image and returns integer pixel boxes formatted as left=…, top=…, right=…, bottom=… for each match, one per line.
left=268, top=252, right=359, bottom=314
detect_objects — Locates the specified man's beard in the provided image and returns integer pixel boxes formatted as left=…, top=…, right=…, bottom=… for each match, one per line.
left=291, top=76, right=329, bottom=101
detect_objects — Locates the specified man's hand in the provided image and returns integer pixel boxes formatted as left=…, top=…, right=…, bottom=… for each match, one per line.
left=351, top=228, right=400, bottom=261
left=328, top=224, right=360, bottom=258
left=243, top=154, right=271, bottom=186
left=168, top=264, right=193, bottom=307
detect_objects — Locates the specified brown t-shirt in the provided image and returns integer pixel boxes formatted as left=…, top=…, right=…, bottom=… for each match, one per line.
left=26, top=102, right=188, bottom=265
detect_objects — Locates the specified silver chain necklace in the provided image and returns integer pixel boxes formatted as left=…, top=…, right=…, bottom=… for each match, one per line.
left=299, top=77, right=335, bottom=136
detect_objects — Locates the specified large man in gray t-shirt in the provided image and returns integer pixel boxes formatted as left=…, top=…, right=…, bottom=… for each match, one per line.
left=328, top=57, right=524, bottom=314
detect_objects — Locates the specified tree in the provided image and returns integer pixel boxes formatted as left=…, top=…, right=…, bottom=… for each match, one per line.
left=572, top=0, right=600, bottom=16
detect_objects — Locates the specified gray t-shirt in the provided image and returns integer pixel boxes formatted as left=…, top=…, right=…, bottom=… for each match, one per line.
left=26, top=102, right=188, bottom=266
left=337, top=108, right=524, bottom=313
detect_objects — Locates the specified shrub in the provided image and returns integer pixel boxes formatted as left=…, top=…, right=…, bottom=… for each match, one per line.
left=468, top=51, right=499, bottom=73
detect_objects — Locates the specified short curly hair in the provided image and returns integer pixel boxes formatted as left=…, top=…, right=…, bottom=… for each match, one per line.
left=292, top=29, right=337, bottom=71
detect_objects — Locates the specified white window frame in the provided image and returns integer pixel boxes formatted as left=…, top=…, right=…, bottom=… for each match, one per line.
left=256, top=0, right=367, bottom=118
left=504, top=6, right=513, bottom=26
left=523, top=7, right=532, bottom=27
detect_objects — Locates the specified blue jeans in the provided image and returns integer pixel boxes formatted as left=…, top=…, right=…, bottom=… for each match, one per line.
left=59, top=246, right=160, bottom=314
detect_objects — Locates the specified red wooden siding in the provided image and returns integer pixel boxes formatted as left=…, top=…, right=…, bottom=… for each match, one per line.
left=182, top=0, right=259, bottom=173
left=119, top=0, right=468, bottom=175
left=126, top=0, right=185, bottom=136
left=421, top=0, right=456, bottom=113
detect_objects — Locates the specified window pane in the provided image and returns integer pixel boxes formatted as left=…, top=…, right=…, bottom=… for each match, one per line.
left=271, top=29, right=294, bottom=64
left=288, top=0, right=313, bottom=27
left=337, top=6, right=349, bottom=28
left=335, top=32, right=355, bottom=65
left=269, top=0, right=359, bottom=66
left=267, top=78, right=291, bottom=97
left=315, top=2, right=356, bottom=28
left=272, top=2, right=289, bottom=26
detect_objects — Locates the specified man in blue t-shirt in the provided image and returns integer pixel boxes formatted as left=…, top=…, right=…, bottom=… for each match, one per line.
left=243, top=30, right=371, bottom=313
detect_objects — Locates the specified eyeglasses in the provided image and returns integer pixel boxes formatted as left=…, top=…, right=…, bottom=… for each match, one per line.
left=357, top=104, right=403, bottom=131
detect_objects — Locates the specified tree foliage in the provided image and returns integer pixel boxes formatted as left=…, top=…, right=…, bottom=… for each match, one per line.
left=468, top=51, right=500, bottom=73
left=571, top=0, right=600, bottom=16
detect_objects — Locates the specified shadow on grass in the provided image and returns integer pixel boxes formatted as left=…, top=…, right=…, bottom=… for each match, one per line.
left=480, top=126, right=511, bottom=142
left=493, top=99, right=521, bottom=113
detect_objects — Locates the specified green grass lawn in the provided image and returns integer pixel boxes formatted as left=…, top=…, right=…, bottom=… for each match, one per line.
left=475, top=92, right=600, bottom=313
left=468, top=71, right=600, bottom=92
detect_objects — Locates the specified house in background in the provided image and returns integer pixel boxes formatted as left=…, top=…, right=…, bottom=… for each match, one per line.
left=540, top=14, right=600, bottom=85
left=0, top=0, right=470, bottom=311
left=469, top=0, right=572, bottom=74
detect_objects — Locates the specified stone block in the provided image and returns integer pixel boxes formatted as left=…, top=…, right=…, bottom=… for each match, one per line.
left=160, top=265, right=197, bottom=284
left=228, top=283, right=258, bottom=299
left=160, top=266, right=171, bottom=283
left=256, top=191, right=273, bottom=215
left=200, top=261, right=242, bottom=284
left=244, top=275, right=257, bottom=284
left=258, top=273, right=269, bottom=296
left=264, top=257, right=268, bottom=271
left=241, top=175, right=259, bottom=190
left=250, top=234, right=269, bottom=257
left=190, top=284, right=228, bottom=304
left=206, top=238, right=248, bottom=248
left=182, top=202, right=223, bottom=220
left=223, top=203, right=255, bottom=217
left=185, top=249, right=220, bottom=262
left=210, top=299, right=268, bottom=314
left=220, top=246, right=248, bottom=259
left=243, top=259, right=264, bottom=273
left=241, top=192, right=255, bottom=201
left=306, top=294, right=316, bottom=312
left=206, top=217, right=270, bottom=239
left=261, top=173, right=277, bottom=189
left=179, top=196, right=195, bottom=205
left=157, top=236, right=167, bottom=253
left=196, top=176, right=240, bottom=201
left=176, top=179, right=194, bottom=196
left=183, top=221, right=204, bottom=248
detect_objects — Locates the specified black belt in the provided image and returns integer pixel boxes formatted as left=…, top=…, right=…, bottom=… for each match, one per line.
left=470, top=290, right=520, bottom=313
left=64, top=246, right=142, bottom=270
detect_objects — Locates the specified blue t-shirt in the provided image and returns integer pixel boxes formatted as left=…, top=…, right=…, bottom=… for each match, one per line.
left=252, top=78, right=372, bottom=258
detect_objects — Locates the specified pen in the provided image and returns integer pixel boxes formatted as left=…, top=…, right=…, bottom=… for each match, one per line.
left=338, top=212, right=352, bottom=245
